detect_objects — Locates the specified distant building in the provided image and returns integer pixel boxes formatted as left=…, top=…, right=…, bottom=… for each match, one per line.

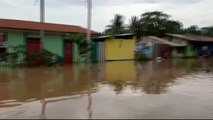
left=138, top=34, right=213, bottom=59
left=137, top=36, right=186, bottom=59
left=165, top=33, right=213, bottom=58
left=0, top=19, right=97, bottom=64
left=92, top=33, right=136, bottom=62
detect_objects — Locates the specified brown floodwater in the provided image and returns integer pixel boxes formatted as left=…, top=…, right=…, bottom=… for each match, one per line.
left=0, top=59, right=213, bottom=119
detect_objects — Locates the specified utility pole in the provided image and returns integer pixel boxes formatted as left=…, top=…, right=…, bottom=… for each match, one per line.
left=40, top=0, right=45, bottom=48
left=86, top=0, right=92, bottom=63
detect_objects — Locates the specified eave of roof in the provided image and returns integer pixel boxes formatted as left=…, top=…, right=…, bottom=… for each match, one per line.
left=166, top=33, right=213, bottom=42
left=166, top=33, right=195, bottom=41
left=139, top=36, right=187, bottom=47
left=0, top=19, right=98, bottom=35
left=93, top=33, right=135, bottom=41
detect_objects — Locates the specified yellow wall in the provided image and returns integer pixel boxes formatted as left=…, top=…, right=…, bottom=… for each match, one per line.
left=105, top=37, right=136, bottom=61
left=105, top=61, right=136, bottom=83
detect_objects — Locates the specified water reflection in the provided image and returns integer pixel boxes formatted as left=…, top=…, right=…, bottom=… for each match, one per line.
left=0, top=59, right=212, bottom=102
left=105, top=61, right=136, bottom=94
left=0, top=59, right=213, bottom=118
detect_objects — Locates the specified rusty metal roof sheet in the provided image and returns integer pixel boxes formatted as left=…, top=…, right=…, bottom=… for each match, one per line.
left=0, top=19, right=98, bottom=35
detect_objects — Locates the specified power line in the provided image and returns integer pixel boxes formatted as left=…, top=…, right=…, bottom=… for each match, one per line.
left=28, top=0, right=40, bottom=20
left=34, top=0, right=39, bottom=6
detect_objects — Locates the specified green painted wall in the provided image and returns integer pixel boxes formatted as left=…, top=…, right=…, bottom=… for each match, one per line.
left=27, top=33, right=64, bottom=57
left=4, top=31, right=83, bottom=64
left=172, top=44, right=197, bottom=58
left=27, top=33, right=40, bottom=38
left=185, top=44, right=196, bottom=57
left=43, top=35, right=64, bottom=57
left=7, top=31, right=25, bottom=52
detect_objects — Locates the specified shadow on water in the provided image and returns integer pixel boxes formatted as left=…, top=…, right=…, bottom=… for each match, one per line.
left=0, top=58, right=213, bottom=119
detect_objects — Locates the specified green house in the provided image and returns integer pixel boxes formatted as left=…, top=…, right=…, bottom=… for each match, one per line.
left=165, top=34, right=213, bottom=58
left=0, top=19, right=97, bottom=64
left=164, top=33, right=197, bottom=58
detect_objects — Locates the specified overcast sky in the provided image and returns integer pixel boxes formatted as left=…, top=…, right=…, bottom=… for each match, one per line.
left=0, top=0, right=212, bottom=32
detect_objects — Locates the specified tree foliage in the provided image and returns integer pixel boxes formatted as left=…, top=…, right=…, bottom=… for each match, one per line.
left=139, top=11, right=183, bottom=36
left=129, top=16, right=142, bottom=39
left=181, top=25, right=201, bottom=35
left=69, top=34, right=90, bottom=57
left=201, top=26, right=213, bottom=37
left=0, top=45, right=63, bottom=68
left=104, top=14, right=126, bottom=35
left=104, top=11, right=213, bottom=37
left=180, top=25, right=213, bottom=37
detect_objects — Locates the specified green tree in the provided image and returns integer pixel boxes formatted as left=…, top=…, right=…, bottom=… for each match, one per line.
left=105, top=14, right=126, bottom=35
left=104, top=11, right=185, bottom=37
left=140, top=11, right=183, bottom=36
left=201, top=26, right=213, bottom=37
left=69, top=34, right=89, bottom=57
left=128, top=16, right=143, bottom=39
left=164, top=20, right=183, bottom=33
left=182, top=25, right=201, bottom=35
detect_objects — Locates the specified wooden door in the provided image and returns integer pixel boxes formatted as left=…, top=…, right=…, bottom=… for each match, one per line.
left=27, top=39, right=41, bottom=54
left=64, top=41, right=73, bottom=64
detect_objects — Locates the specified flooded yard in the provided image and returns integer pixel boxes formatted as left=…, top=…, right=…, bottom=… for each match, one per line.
left=0, top=59, right=213, bottom=119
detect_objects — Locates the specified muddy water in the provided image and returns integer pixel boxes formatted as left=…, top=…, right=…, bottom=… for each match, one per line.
left=0, top=59, right=213, bottom=119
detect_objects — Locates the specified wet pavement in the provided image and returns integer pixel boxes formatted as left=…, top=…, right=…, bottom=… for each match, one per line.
left=0, top=59, right=213, bottom=119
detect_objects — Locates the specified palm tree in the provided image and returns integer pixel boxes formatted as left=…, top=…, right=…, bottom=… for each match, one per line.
left=128, top=16, right=143, bottom=40
left=129, top=16, right=139, bottom=32
left=106, top=14, right=126, bottom=35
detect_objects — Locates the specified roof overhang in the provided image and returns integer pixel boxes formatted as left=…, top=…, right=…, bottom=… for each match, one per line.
left=93, top=33, right=135, bottom=42
left=138, top=36, right=187, bottom=47
left=0, top=19, right=99, bottom=35
left=166, top=33, right=213, bottom=42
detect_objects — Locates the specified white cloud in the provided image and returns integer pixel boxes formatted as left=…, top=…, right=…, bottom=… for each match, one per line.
left=0, top=0, right=212, bottom=32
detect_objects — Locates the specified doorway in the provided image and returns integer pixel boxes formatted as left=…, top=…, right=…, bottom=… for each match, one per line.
left=27, top=38, right=41, bottom=54
left=64, top=40, right=73, bottom=64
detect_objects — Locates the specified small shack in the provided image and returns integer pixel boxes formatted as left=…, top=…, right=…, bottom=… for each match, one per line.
left=92, top=33, right=136, bottom=62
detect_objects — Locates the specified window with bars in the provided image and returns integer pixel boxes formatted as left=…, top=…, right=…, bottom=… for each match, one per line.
left=0, top=32, right=8, bottom=54
left=0, top=32, right=7, bottom=47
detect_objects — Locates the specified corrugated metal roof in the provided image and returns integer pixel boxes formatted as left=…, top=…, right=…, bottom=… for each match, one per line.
left=94, top=33, right=135, bottom=39
left=187, top=35, right=213, bottom=42
left=93, top=33, right=135, bottom=41
left=0, top=19, right=98, bottom=35
left=166, top=33, right=195, bottom=41
left=139, top=36, right=187, bottom=47
left=166, top=33, right=213, bottom=42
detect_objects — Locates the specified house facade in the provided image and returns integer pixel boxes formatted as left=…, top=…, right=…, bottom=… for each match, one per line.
left=92, top=33, right=136, bottom=62
left=165, top=33, right=213, bottom=58
left=138, top=34, right=213, bottom=59
left=136, top=36, right=186, bottom=59
left=0, top=19, right=97, bottom=64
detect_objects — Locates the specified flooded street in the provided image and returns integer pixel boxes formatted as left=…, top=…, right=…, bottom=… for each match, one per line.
left=0, top=59, right=213, bottom=119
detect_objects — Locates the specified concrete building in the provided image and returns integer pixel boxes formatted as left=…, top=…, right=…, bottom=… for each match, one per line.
left=0, top=19, right=97, bottom=64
